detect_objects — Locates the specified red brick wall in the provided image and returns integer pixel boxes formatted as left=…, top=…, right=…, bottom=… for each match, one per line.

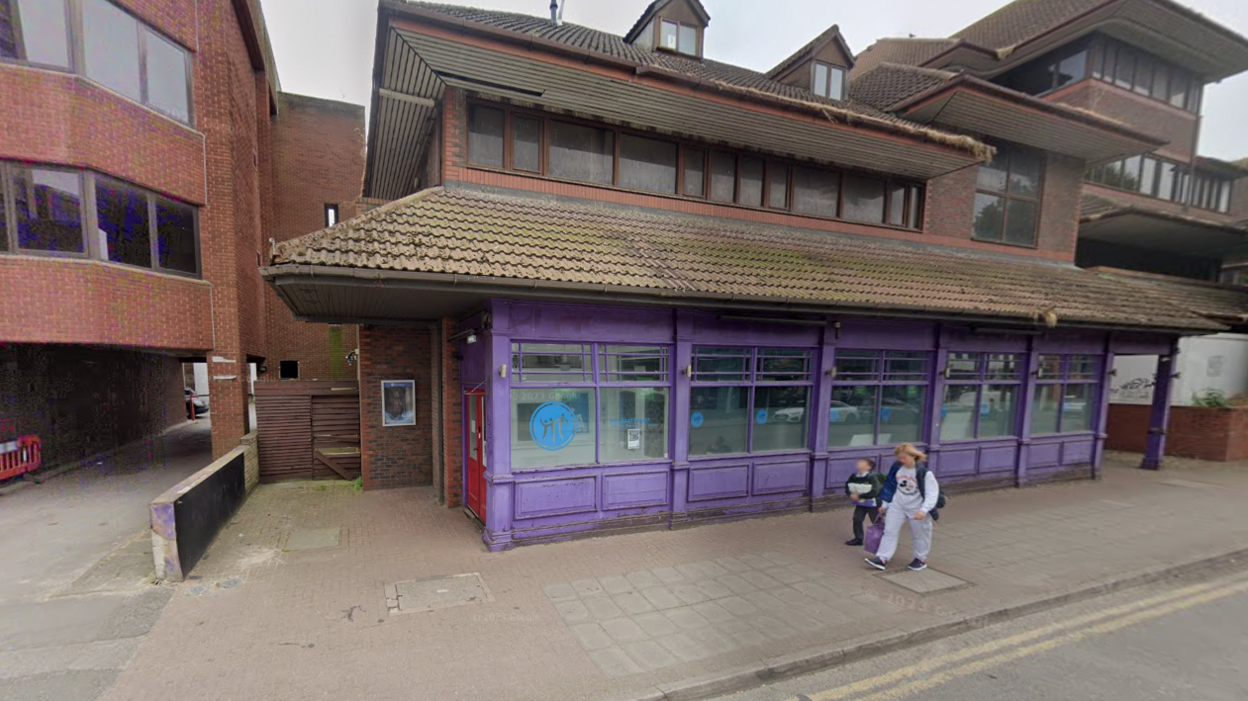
left=358, top=325, right=435, bottom=489
left=0, top=69, right=205, bottom=204
left=262, top=93, right=366, bottom=382
left=0, top=344, right=184, bottom=470
left=1106, top=404, right=1248, bottom=461
left=440, top=318, right=464, bottom=506
left=1048, top=80, right=1198, bottom=161
left=0, top=258, right=213, bottom=351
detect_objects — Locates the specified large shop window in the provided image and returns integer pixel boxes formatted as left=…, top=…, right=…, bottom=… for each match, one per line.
left=827, top=350, right=929, bottom=448
left=0, top=161, right=200, bottom=275
left=1031, top=355, right=1100, bottom=435
left=973, top=144, right=1041, bottom=247
left=509, top=343, right=670, bottom=470
left=464, top=102, right=925, bottom=230
left=939, top=353, right=1024, bottom=441
left=689, top=347, right=814, bottom=456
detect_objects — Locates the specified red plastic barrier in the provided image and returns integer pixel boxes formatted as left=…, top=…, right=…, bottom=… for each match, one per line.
left=0, top=435, right=41, bottom=481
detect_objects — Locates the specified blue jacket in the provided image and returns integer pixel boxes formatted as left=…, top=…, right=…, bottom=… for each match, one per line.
left=877, top=460, right=930, bottom=505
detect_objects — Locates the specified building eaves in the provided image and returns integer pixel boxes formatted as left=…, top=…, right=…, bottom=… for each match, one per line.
left=266, top=183, right=1221, bottom=333
left=1091, top=267, right=1248, bottom=326
left=1080, top=192, right=1248, bottom=231
left=383, top=1, right=991, bottom=161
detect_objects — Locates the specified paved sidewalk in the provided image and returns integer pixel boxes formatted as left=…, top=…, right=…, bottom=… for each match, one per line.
left=102, top=454, right=1248, bottom=701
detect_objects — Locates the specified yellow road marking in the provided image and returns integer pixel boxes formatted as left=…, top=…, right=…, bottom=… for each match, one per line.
left=796, top=574, right=1244, bottom=701
left=840, top=576, right=1248, bottom=701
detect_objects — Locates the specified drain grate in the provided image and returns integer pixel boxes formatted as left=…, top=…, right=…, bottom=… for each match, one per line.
left=386, top=573, right=492, bottom=615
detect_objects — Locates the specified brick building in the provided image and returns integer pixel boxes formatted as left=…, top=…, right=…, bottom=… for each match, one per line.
left=265, top=0, right=1248, bottom=549
left=0, top=0, right=364, bottom=469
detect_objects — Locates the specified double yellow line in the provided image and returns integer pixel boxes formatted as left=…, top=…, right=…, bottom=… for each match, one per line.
left=791, top=572, right=1248, bottom=701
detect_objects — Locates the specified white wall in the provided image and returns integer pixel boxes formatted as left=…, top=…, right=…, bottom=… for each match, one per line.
left=192, top=362, right=209, bottom=397
left=1110, top=334, right=1248, bottom=406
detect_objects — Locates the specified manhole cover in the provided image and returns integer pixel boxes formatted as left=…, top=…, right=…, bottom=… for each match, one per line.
left=387, top=573, right=492, bottom=615
left=284, top=527, right=341, bottom=551
left=880, top=568, right=969, bottom=594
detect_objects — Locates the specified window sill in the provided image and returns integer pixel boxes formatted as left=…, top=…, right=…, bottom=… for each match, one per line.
left=969, top=235, right=1040, bottom=251
left=0, top=252, right=205, bottom=283
left=510, top=459, right=675, bottom=475
left=688, top=449, right=812, bottom=462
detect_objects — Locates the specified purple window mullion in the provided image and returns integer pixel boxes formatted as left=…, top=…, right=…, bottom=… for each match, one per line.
left=745, top=348, right=757, bottom=452
left=592, top=343, right=601, bottom=465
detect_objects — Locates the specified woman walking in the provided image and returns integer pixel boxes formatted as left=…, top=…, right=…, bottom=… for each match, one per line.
left=865, top=443, right=939, bottom=572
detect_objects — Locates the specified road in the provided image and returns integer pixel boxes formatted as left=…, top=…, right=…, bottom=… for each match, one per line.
left=0, top=421, right=211, bottom=701
left=710, top=565, right=1248, bottom=701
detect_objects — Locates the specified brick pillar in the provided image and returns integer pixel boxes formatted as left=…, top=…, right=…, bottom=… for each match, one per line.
left=441, top=317, right=464, bottom=507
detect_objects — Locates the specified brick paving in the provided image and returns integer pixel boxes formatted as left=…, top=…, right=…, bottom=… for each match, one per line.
left=101, top=453, right=1248, bottom=701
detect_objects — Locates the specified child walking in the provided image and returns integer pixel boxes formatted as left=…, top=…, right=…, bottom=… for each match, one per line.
left=865, top=443, right=940, bottom=572
left=844, top=458, right=883, bottom=546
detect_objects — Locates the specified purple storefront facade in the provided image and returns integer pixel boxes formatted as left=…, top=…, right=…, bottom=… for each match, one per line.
left=455, top=299, right=1173, bottom=550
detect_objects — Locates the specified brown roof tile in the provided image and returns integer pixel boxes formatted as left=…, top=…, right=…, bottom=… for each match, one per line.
left=848, top=64, right=957, bottom=110
left=951, top=0, right=1107, bottom=51
left=851, top=38, right=960, bottom=79
left=1094, top=268, right=1248, bottom=324
left=272, top=185, right=1220, bottom=332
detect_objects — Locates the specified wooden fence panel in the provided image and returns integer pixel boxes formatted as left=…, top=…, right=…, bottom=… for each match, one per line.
left=255, top=381, right=360, bottom=482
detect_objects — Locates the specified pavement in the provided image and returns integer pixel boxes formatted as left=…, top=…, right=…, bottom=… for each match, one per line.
left=0, top=421, right=213, bottom=701
left=706, top=561, right=1248, bottom=701
left=93, top=451, right=1248, bottom=701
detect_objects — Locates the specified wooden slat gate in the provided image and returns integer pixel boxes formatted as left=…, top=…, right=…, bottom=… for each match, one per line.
left=255, top=380, right=361, bottom=482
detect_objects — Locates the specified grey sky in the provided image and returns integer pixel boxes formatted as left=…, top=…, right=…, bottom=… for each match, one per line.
left=261, top=0, right=1248, bottom=161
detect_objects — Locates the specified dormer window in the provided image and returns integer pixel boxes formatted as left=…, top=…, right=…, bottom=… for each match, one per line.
left=659, top=19, right=698, bottom=57
left=812, top=61, right=846, bottom=101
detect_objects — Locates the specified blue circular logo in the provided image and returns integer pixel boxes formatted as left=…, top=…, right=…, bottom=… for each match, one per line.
left=755, top=409, right=769, bottom=425
left=690, top=411, right=705, bottom=428
left=530, top=401, right=577, bottom=451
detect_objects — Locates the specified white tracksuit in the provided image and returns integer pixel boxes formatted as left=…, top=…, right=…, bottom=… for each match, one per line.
left=877, top=466, right=939, bottom=563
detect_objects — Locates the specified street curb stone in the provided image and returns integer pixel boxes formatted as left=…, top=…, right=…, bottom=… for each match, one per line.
left=612, top=546, right=1248, bottom=701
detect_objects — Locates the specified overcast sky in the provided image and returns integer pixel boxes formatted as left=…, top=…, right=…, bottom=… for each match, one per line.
left=260, top=0, right=1248, bottom=161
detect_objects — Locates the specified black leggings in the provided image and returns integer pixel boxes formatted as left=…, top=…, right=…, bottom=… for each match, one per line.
left=853, top=505, right=880, bottom=540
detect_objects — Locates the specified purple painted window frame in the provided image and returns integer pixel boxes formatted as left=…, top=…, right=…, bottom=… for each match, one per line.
left=1032, top=353, right=1102, bottom=435
left=509, top=340, right=674, bottom=468
left=827, top=349, right=933, bottom=450
left=690, top=345, right=816, bottom=456
left=940, top=351, right=1025, bottom=441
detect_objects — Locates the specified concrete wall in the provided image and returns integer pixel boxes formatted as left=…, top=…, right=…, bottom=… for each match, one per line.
left=0, top=345, right=184, bottom=470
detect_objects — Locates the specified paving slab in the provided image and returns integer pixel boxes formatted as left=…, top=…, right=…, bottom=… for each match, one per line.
left=880, top=568, right=970, bottom=594
left=283, top=527, right=340, bottom=551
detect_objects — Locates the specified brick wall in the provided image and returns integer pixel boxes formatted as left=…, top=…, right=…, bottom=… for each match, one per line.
left=358, top=325, right=435, bottom=489
left=1106, top=404, right=1248, bottom=461
left=261, top=93, right=366, bottom=382
left=440, top=317, right=464, bottom=506
left=0, top=257, right=213, bottom=351
left=0, top=344, right=184, bottom=470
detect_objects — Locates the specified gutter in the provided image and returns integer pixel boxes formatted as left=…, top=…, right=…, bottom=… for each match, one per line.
left=259, top=263, right=1225, bottom=337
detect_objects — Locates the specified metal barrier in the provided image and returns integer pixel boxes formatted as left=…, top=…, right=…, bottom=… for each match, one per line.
left=0, top=435, right=42, bottom=481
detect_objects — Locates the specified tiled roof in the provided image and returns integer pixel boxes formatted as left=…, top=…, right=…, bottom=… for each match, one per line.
left=1080, top=192, right=1248, bottom=230
left=848, top=64, right=957, bottom=110
left=271, top=184, right=1220, bottom=332
left=1095, top=269, right=1248, bottom=324
left=397, top=2, right=896, bottom=121
left=951, top=0, right=1106, bottom=51
left=850, top=38, right=959, bottom=79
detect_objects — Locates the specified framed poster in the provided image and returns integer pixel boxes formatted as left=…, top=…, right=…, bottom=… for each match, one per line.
left=381, top=380, right=416, bottom=426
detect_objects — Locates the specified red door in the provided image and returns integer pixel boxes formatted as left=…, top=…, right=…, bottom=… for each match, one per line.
left=465, top=390, right=487, bottom=521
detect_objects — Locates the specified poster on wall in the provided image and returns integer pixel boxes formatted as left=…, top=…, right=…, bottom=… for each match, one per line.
left=382, top=380, right=416, bottom=426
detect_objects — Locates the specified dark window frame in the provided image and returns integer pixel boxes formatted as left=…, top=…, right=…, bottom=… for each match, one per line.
left=3, top=0, right=194, bottom=125
left=0, top=160, right=201, bottom=277
left=1091, top=36, right=1202, bottom=114
left=1086, top=155, right=1232, bottom=213
left=464, top=99, right=927, bottom=231
left=810, top=60, right=846, bottom=101
left=972, top=144, right=1044, bottom=248
left=0, top=0, right=75, bottom=72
